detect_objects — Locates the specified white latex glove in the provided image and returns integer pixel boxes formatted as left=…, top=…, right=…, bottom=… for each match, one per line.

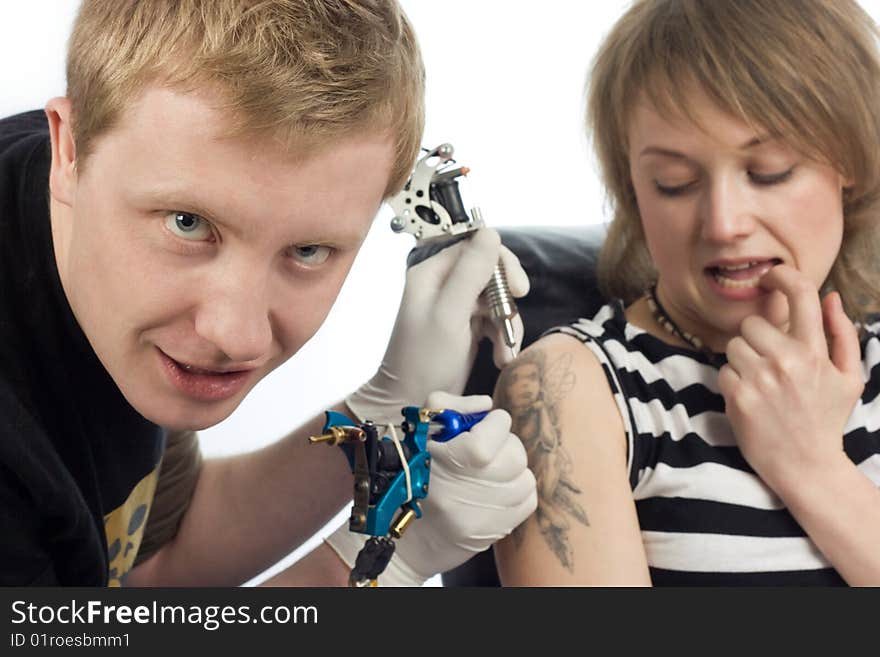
left=324, top=392, right=537, bottom=586
left=345, top=227, right=529, bottom=424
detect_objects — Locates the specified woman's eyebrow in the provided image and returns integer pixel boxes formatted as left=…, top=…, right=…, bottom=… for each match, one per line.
left=639, top=146, right=689, bottom=160
left=639, top=137, right=772, bottom=160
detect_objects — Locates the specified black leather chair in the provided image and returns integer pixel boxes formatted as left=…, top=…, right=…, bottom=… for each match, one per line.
left=413, top=224, right=610, bottom=586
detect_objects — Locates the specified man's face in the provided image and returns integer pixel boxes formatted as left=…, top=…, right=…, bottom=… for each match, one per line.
left=50, top=86, right=395, bottom=430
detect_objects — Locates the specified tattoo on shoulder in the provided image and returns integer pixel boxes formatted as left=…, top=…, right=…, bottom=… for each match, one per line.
left=496, top=348, right=589, bottom=572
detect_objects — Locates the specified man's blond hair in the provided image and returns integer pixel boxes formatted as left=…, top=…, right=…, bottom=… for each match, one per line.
left=588, top=0, right=880, bottom=322
left=66, top=0, right=424, bottom=195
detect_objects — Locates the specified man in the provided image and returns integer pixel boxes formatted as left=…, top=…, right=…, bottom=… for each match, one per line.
left=0, top=0, right=536, bottom=587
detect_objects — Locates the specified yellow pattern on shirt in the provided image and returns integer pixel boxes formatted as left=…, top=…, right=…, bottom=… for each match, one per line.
left=103, top=468, right=159, bottom=587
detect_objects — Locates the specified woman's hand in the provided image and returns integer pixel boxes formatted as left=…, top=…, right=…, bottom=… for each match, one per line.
left=718, top=264, right=864, bottom=491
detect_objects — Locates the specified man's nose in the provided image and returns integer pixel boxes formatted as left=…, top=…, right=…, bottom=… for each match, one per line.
left=194, top=273, right=274, bottom=365
left=699, top=176, right=756, bottom=243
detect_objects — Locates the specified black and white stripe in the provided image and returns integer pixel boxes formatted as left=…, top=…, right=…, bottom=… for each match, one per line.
left=549, top=302, right=880, bottom=586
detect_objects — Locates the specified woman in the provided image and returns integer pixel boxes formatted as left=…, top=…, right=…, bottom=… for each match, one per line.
left=494, top=0, right=880, bottom=585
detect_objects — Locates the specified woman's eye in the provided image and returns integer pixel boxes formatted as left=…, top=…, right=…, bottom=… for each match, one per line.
left=654, top=180, right=697, bottom=196
left=749, top=167, right=795, bottom=186
left=164, top=212, right=214, bottom=241
left=289, top=244, right=333, bottom=265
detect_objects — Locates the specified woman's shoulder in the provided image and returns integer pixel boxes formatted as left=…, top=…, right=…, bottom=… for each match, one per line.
left=501, top=310, right=629, bottom=439
left=515, top=302, right=639, bottom=413
left=537, top=300, right=661, bottom=376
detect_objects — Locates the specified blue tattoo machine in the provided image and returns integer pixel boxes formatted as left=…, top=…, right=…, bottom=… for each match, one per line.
left=309, top=405, right=488, bottom=586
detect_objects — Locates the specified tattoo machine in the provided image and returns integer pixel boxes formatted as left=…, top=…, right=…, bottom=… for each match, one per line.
left=309, top=405, right=488, bottom=587
left=387, top=143, right=520, bottom=358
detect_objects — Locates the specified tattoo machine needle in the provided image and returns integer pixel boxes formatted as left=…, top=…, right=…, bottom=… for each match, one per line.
left=387, top=143, right=520, bottom=359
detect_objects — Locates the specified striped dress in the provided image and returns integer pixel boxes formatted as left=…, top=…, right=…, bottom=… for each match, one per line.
left=550, top=301, right=880, bottom=586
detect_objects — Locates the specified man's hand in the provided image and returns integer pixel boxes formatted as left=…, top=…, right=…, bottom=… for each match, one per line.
left=324, top=392, right=537, bottom=586
left=345, top=228, right=528, bottom=424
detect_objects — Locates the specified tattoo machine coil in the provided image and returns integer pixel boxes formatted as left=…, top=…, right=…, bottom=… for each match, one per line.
left=387, top=143, right=520, bottom=355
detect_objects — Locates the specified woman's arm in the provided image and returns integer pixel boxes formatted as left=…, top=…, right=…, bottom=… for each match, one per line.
left=493, top=333, right=651, bottom=586
left=770, top=456, right=880, bottom=586
left=720, top=267, right=880, bottom=585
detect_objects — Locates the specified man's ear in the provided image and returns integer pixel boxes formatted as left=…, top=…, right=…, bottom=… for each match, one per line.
left=45, top=97, right=77, bottom=207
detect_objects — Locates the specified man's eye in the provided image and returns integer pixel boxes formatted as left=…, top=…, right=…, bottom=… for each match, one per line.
left=165, top=212, right=213, bottom=241
left=289, top=244, right=333, bottom=265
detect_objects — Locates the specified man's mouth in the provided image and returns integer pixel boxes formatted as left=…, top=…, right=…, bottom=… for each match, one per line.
left=706, top=258, right=783, bottom=289
left=174, top=361, right=244, bottom=376
left=157, top=349, right=254, bottom=402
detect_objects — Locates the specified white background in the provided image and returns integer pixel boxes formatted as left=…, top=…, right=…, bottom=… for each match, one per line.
left=3, top=1, right=878, bottom=585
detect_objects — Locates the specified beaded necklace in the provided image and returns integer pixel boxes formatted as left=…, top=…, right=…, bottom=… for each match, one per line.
left=645, top=285, right=721, bottom=364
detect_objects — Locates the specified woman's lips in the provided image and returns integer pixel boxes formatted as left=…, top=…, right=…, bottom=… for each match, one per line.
left=704, top=259, right=782, bottom=300
left=157, top=349, right=253, bottom=402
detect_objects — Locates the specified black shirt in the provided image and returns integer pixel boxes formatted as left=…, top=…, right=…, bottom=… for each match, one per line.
left=0, top=111, right=165, bottom=586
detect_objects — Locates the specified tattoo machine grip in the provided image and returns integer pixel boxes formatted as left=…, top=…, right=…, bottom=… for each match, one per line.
left=429, top=409, right=490, bottom=442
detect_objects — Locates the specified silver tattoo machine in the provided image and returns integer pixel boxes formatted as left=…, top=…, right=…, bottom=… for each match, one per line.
left=387, top=143, right=520, bottom=355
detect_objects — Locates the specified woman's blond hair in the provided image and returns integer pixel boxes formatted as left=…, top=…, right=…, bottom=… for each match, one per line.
left=66, top=0, right=424, bottom=195
left=589, top=0, right=880, bottom=322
